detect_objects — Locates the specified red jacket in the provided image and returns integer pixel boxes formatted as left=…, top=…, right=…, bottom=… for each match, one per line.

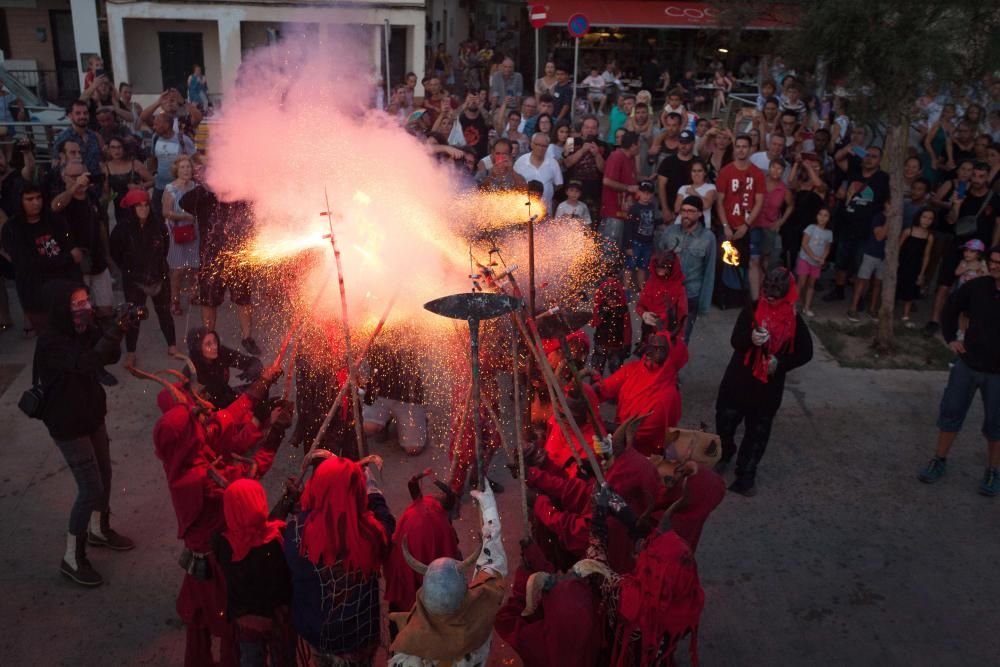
left=596, top=339, right=689, bottom=456
left=636, top=257, right=688, bottom=332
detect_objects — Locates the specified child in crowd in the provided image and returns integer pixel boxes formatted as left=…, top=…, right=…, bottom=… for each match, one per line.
left=896, top=207, right=934, bottom=327
left=847, top=204, right=888, bottom=323
left=795, top=207, right=833, bottom=317
left=756, top=78, right=777, bottom=111
left=590, top=264, right=632, bottom=375
left=953, top=238, right=988, bottom=339
left=555, top=180, right=592, bottom=224
left=623, top=180, right=661, bottom=292
left=581, top=67, right=607, bottom=114
left=954, top=239, right=988, bottom=288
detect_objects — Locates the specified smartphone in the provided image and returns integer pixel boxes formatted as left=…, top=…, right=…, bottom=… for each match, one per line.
left=851, top=145, right=866, bottom=158
left=565, top=137, right=575, bottom=153
left=957, top=180, right=967, bottom=198
left=95, top=68, right=106, bottom=78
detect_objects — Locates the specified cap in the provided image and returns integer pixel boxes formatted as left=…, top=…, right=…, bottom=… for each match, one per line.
left=638, top=180, right=655, bottom=193
left=679, top=129, right=695, bottom=144
left=120, top=189, right=150, bottom=208
left=962, top=239, right=985, bottom=252
left=566, top=180, right=583, bottom=191
left=681, top=194, right=703, bottom=211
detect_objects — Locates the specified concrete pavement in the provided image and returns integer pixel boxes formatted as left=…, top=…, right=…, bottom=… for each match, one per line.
left=0, top=288, right=996, bottom=666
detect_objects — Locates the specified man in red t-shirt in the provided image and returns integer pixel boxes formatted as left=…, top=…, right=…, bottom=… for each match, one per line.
left=600, top=131, right=640, bottom=251
left=715, top=134, right=765, bottom=272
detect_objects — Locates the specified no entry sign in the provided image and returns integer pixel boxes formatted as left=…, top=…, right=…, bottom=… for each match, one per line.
left=567, top=13, right=590, bottom=38
left=529, top=5, right=548, bottom=29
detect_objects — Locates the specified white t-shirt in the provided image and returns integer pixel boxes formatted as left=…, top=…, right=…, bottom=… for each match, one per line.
left=555, top=199, right=592, bottom=224
left=749, top=151, right=790, bottom=183
left=799, top=224, right=833, bottom=266
left=676, top=183, right=717, bottom=228
left=514, top=153, right=563, bottom=212
left=581, top=75, right=605, bottom=95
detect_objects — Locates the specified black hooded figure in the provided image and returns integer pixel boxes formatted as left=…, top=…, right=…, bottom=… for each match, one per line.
left=185, top=326, right=263, bottom=409
left=33, top=280, right=135, bottom=587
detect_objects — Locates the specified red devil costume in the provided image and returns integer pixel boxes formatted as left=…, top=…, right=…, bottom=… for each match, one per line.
left=152, top=376, right=284, bottom=667
left=494, top=541, right=604, bottom=667
left=527, top=439, right=660, bottom=573
left=596, top=332, right=688, bottom=456
left=543, top=381, right=605, bottom=475
left=576, top=484, right=704, bottom=667
left=651, top=465, right=726, bottom=553
left=384, top=488, right=460, bottom=613
left=715, top=267, right=813, bottom=495
left=636, top=251, right=688, bottom=342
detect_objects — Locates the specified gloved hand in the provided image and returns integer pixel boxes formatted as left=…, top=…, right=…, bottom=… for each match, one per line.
left=641, top=311, right=659, bottom=327
left=751, top=327, right=770, bottom=347
left=364, top=465, right=383, bottom=495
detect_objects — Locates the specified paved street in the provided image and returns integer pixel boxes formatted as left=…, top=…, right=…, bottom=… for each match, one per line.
left=0, top=290, right=996, bottom=666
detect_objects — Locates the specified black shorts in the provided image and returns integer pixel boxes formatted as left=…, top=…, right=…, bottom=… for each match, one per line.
left=199, top=260, right=253, bottom=307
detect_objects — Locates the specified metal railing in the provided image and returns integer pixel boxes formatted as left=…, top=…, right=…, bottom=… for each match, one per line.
left=0, top=120, right=73, bottom=163
left=4, top=69, right=63, bottom=105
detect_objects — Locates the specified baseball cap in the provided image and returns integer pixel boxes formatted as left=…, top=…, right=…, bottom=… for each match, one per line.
left=962, top=239, right=985, bottom=252
left=638, top=180, right=655, bottom=193
left=679, top=130, right=695, bottom=144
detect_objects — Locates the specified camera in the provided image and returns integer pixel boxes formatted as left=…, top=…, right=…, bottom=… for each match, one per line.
left=114, top=302, right=149, bottom=329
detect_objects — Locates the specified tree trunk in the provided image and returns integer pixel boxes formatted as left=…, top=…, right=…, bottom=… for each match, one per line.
left=875, top=114, right=909, bottom=352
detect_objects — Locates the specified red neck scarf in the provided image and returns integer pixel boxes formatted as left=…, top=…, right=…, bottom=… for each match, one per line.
left=745, top=282, right=799, bottom=383
left=222, top=479, right=285, bottom=561
left=300, top=457, right=388, bottom=575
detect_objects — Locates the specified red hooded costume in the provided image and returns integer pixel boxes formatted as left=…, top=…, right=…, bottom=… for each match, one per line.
left=591, top=277, right=633, bottom=349
left=494, top=542, right=604, bottom=667
left=596, top=334, right=689, bottom=456
left=222, top=478, right=285, bottom=562
left=528, top=447, right=661, bottom=573
left=636, top=255, right=688, bottom=330
left=652, top=467, right=726, bottom=552
left=384, top=496, right=461, bottom=612
left=543, top=382, right=605, bottom=475
left=152, top=393, right=279, bottom=667
left=610, top=530, right=704, bottom=667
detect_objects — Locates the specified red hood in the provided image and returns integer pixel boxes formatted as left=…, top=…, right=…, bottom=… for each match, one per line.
left=384, top=496, right=461, bottom=610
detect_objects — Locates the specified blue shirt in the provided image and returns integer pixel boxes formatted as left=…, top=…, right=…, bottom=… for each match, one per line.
left=661, top=223, right=717, bottom=315
left=54, top=126, right=103, bottom=175
left=863, top=213, right=888, bottom=259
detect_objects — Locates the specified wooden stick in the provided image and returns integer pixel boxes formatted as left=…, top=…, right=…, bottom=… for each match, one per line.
left=511, top=333, right=530, bottom=529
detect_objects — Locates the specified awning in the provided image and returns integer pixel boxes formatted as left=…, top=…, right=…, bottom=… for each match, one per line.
left=538, top=1, right=793, bottom=30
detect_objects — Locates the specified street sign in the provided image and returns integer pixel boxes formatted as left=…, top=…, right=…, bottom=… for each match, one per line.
left=529, top=5, right=548, bottom=29
left=567, top=13, right=590, bottom=38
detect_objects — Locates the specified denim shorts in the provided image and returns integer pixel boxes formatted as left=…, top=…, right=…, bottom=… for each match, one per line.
left=936, top=358, right=1000, bottom=440
left=749, top=227, right=779, bottom=258
left=626, top=240, right=653, bottom=270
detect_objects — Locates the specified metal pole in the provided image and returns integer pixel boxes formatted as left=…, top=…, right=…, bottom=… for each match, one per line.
left=571, top=37, right=579, bottom=124
left=512, top=332, right=529, bottom=528
left=534, top=28, right=539, bottom=84
left=468, top=318, right=485, bottom=488
left=528, top=216, right=536, bottom=318
left=383, top=20, right=391, bottom=105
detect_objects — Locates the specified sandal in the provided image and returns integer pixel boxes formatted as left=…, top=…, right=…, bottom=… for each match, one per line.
left=171, top=298, right=183, bottom=316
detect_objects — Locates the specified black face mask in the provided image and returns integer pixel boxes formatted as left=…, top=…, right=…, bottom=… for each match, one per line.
left=762, top=269, right=791, bottom=300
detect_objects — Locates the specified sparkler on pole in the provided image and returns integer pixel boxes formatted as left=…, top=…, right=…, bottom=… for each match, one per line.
left=321, top=188, right=366, bottom=458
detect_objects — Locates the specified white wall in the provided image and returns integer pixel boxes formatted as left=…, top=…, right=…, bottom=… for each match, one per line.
left=122, top=19, right=222, bottom=94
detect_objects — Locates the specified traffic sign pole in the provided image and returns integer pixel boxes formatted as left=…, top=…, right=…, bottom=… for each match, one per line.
left=529, top=5, right=548, bottom=87
left=566, top=13, right=590, bottom=124
left=535, top=29, right=540, bottom=83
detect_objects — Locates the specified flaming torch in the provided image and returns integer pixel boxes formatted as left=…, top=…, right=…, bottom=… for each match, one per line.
left=721, top=240, right=750, bottom=306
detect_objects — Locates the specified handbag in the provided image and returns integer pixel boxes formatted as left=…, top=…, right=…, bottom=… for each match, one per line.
left=18, top=361, right=45, bottom=419
left=172, top=222, right=196, bottom=244
left=954, top=195, right=990, bottom=238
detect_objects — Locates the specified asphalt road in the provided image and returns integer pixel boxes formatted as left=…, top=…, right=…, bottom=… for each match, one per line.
left=0, top=288, right=996, bottom=666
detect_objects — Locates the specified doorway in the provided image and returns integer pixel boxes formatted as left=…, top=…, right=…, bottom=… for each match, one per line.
left=158, top=32, right=204, bottom=92
left=48, top=10, right=80, bottom=103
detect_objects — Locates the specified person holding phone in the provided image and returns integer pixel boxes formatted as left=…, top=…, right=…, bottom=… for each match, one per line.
left=478, top=138, right=526, bottom=191
left=823, top=143, right=890, bottom=303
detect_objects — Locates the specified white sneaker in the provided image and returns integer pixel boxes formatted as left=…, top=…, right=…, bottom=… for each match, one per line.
left=804, top=309, right=816, bottom=318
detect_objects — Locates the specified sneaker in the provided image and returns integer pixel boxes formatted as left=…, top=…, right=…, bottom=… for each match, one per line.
left=803, top=309, right=816, bottom=318
left=867, top=311, right=879, bottom=323
left=922, top=321, right=939, bottom=337
left=728, top=478, right=756, bottom=497
left=822, top=287, right=845, bottom=302
left=242, top=337, right=262, bottom=356
left=918, top=457, right=947, bottom=483
left=846, top=310, right=861, bottom=323
left=978, top=467, right=999, bottom=497
left=98, top=368, right=118, bottom=387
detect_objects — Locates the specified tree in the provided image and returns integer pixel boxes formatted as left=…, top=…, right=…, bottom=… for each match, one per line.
left=716, top=1, right=1000, bottom=351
